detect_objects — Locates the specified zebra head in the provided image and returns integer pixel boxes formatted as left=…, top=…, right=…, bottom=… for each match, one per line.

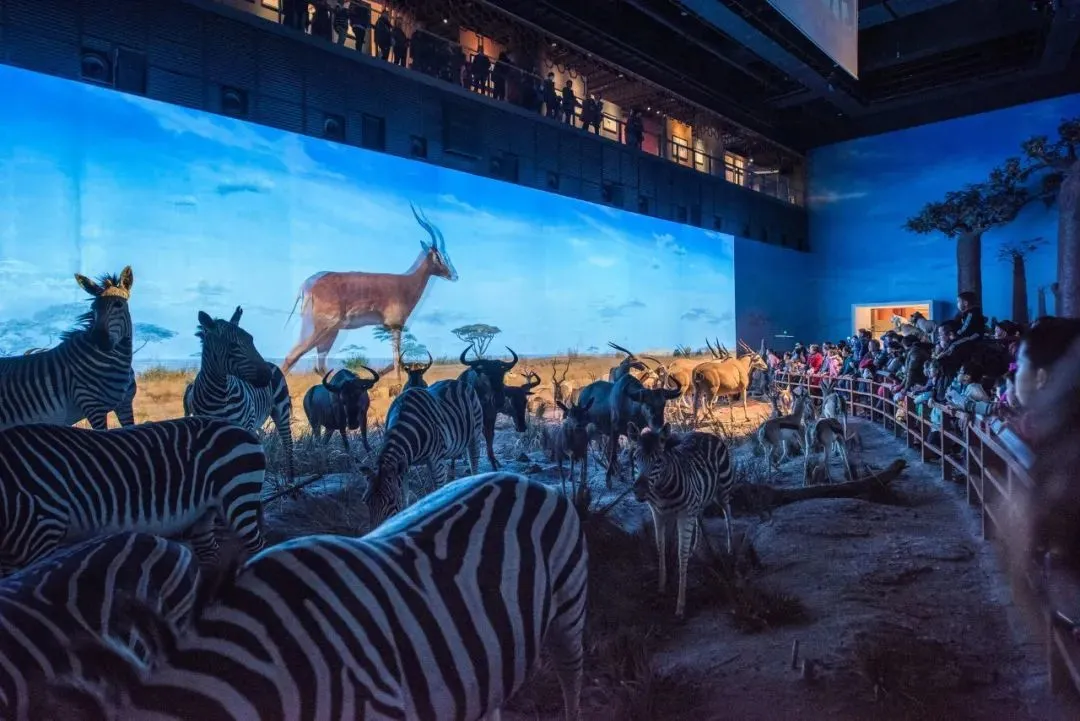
left=628, top=422, right=676, bottom=502
left=361, top=454, right=408, bottom=528
left=73, top=266, right=134, bottom=352
left=196, top=309, right=272, bottom=388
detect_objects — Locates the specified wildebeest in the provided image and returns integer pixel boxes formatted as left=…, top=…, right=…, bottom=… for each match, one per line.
left=692, top=339, right=768, bottom=420
left=578, top=343, right=682, bottom=488
left=302, top=365, right=381, bottom=452
left=458, top=343, right=519, bottom=470
left=282, top=205, right=458, bottom=378
left=502, top=370, right=542, bottom=432
left=606, top=342, right=647, bottom=382
left=401, top=350, right=434, bottom=391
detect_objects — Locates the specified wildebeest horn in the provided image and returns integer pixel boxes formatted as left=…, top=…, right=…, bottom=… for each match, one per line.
left=641, top=355, right=663, bottom=368
left=229, top=306, right=243, bottom=325
left=662, top=377, right=682, bottom=399
left=460, top=343, right=477, bottom=366
left=420, top=349, right=433, bottom=372
left=357, top=364, right=380, bottom=385
left=321, top=370, right=339, bottom=392
left=607, top=341, right=635, bottom=358
left=410, top=203, right=445, bottom=251
left=502, top=347, right=519, bottom=370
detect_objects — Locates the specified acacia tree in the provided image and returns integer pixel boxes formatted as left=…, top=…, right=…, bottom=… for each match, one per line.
left=997, top=238, right=1044, bottom=323
left=452, top=324, right=501, bottom=357
left=904, top=158, right=1030, bottom=307
left=1020, top=117, right=1080, bottom=318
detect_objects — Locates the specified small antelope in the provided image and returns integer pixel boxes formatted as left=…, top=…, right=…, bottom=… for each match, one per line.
left=758, top=389, right=813, bottom=469
left=551, top=356, right=574, bottom=405
left=803, top=417, right=853, bottom=485
left=556, top=397, right=594, bottom=504
left=819, top=378, right=848, bottom=438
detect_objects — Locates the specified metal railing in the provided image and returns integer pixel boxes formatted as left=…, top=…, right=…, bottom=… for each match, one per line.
left=772, top=370, right=1080, bottom=699
left=212, top=0, right=805, bottom=207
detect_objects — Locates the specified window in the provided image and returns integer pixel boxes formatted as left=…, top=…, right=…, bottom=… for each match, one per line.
left=671, top=136, right=691, bottom=166
left=724, top=152, right=746, bottom=186
left=361, top=114, right=385, bottom=151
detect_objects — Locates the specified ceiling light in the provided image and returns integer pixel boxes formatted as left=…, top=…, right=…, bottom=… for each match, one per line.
left=442, top=17, right=448, bottom=23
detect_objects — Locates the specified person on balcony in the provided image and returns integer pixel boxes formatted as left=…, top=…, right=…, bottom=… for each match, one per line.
left=374, top=11, right=392, bottom=61
left=348, top=0, right=371, bottom=54
left=561, top=80, right=577, bottom=126
left=492, top=51, right=509, bottom=101
left=470, top=45, right=491, bottom=94
left=311, top=0, right=333, bottom=41
left=542, top=72, right=558, bottom=119
left=391, top=19, right=409, bottom=67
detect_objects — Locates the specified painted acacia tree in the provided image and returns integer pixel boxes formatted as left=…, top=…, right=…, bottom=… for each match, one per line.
left=1020, top=116, right=1080, bottom=318
left=904, top=158, right=1030, bottom=307
left=997, top=238, right=1044, bottom=323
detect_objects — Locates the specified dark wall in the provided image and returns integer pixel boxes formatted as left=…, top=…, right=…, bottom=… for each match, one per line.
left=0, top=0, right=808, bottom=250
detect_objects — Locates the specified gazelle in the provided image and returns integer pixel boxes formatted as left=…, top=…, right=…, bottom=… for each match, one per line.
left=819, top=377, right=848, bottom=439
left=803, top=417, right=853, bottom=485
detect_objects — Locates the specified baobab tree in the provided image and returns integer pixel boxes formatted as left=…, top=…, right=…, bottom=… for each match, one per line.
left=997, top=237, right=1044, bottom=323
left=905, top=158, right=1030, bottom=308
left=1020, top=116, right=1080, bottom=318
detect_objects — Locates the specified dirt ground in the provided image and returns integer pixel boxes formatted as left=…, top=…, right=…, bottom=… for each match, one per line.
left=250, top=385, right=1072, bottom=721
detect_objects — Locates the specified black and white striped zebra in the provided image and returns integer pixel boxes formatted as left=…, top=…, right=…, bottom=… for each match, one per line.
left=48, top=472, right=588, bottom=721
left=0, top=267, right=136, bottom=431
left=1, top=532, right=201, bottom=721
left=365, top=380, right=482, bottom=527
left=630, top=423, right=734, bottom=618
left=182, top=307, right=295, bottom=483
left=0, top=417, right=267, bottom=575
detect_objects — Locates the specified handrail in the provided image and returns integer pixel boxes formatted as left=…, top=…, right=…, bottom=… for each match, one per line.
left=771, top=370, right=1080, bottom=698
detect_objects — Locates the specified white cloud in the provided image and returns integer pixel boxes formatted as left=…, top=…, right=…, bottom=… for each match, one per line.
left=587, top=255, right=618, bottom=268
left=654, top=232, right=687, bottom=255
left=808, top=190, right=869, bottom=205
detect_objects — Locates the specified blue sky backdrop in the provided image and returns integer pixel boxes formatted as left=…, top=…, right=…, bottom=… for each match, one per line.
left=809, top=92, right=1080, bottom=337
left=0, top=64, right=735, bottom=367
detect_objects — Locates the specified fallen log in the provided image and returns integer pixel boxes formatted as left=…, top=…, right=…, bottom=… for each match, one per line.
left=732, top=459, right=908, bottom=513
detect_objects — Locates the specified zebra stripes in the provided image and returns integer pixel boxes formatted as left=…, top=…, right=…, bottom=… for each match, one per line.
left=366, top=381, right=482, bottom=527
left=52, top=472, right=588, bottom=721
left=631, top=424, right=734, bottom=618
left=1, top=532, right=200, bottom=721
left=183, top=307, right=295, bottom=482
left=0, top=267, right=135, bottom=431
left=0, top=417, right=267, bottom=575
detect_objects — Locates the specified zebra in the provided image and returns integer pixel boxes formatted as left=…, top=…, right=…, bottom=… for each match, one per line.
left=42, top=472, right=588, bottom=721
left=183, top=307, right=295, bottom=483
left=365, top=380, right=482, bottom=527
left=630, top=423, right=734, bottom=618
left=2, top=532, right=202, bottom=721
left=0, top=267, right=136, bottom=431
left=0, top=417, right=267, bottom=575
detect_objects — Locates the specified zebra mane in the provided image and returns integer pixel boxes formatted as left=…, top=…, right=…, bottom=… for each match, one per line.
left=58, top=272, right=130, bottom=343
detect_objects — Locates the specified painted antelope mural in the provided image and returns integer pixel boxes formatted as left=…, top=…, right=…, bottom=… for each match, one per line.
left=282, top=204, right=458, bottom=378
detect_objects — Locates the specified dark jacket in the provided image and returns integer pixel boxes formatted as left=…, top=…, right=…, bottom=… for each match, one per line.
left=955, top=306, right=987, bottom=340
left=902, top=342, right=933, bottom=390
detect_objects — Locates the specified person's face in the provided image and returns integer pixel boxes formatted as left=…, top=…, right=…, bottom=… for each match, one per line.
left=1013, top=341, right=1047, bottom=408
left=994, top=326, right=1007, bottom=339
left=958, top=366, right=971, bottom=384
left=957, top=297, right=970, bottom=312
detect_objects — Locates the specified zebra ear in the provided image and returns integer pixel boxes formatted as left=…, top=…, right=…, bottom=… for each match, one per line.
left=197, top=311, right=215, bottom=330
left=118, top=266, right=134, bottom=291
left=229, top=306, right=243, bottom=325
left=74, top=273, right=103, bottom=297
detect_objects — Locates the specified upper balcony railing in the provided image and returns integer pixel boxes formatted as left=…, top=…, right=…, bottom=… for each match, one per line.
left=202, top=0, right=805, bottom=207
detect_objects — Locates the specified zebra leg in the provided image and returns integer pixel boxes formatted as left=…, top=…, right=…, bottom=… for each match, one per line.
left=650, top=506, right=667, bottom=593
left=359, top=411, right=371, bottom=452
left=483, top=414, right=499, bottom=471
left=115, top=373, right=137, bottom=426
left=722, top=501, right=733, bottom=555
left=546, top=604, right=586, bottom=721
left=674, top=515, right=696, bottom=618
left=428, top=460, right=449, bottom=489
left=467, top=433, right=481, bottom=475
left=481, top=710, right=502, bottom=721
left=85, top=407, right=110, bottom=431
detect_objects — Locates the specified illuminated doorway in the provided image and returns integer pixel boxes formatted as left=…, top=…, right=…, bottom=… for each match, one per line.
left=852, top=301, right=935, bottom=339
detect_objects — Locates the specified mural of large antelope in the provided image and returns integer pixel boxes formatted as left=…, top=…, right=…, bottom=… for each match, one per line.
left=282, top=204, right=458, bottom=378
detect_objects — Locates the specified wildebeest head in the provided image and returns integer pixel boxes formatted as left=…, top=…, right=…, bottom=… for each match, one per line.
left=608, top=341, right=647, bottom=381
left=557, top=397, right=594, bottom=458
left=628, top=423, right=678, bottom=501
left=401, top=350, right=434, bottom=390
left=460, top=344, right=519, bottom=403
left=323, top=364, right=380, bottom=429
left=411, top=204, right=459, bottom=282
left=503, top=370, right=542, bottom=432
left=361, top=453, right=408, bottom=529
left=626, top=376, right=682, bottom=429
left=73, top=266, right=134, bottom=353
left=196, top=307, right=271, bottom=388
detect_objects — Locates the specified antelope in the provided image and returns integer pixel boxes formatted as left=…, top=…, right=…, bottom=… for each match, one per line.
left=401, top=350, right=434, bottom=391
left=909, top=310, right=936, bottom=338
left=818, top=377, right=848, bottom=439
left=691, top=339, right=767, bottom=420
left=551, top=356, right=574, bottom=405
left=757, top=384, right=813, bottom=469
left=555, top=397, right=594, bottom=504
left=282, top=204, right=458, bottom=379
left=803, top=417, right=853, bottom=485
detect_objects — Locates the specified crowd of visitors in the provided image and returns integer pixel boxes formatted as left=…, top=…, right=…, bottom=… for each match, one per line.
left=276, top=1, right=643, bottom=143
left=769, top=291, right=1080, bottom=464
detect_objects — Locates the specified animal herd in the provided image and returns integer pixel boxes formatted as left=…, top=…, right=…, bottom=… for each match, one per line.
left=0, top=263, right=834, bottom=720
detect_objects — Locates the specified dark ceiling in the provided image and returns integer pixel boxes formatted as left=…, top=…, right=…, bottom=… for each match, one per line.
left=483, top=0, right=1080, bottom=152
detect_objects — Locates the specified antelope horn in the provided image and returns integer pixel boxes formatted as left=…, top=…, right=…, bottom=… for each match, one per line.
left=524, top=371, right=541, bottom=390
left=641, top=355, right=663, bottom=368
left=410, top=203, right=443, bottom=251
left=704, top=337, right=717, bottom=358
